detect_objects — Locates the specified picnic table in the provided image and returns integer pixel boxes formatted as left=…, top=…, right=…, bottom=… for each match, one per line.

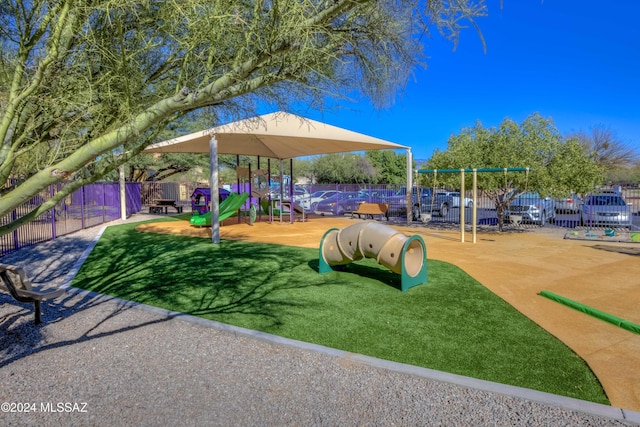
left=149, top=199, right=183, bottom=214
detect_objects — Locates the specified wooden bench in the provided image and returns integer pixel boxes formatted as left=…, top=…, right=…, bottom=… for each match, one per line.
left=149, top=199, right=183, bottom=214
left=0, top=264, right=65, bottom=325
left=351, top=203, right=389, bottom=220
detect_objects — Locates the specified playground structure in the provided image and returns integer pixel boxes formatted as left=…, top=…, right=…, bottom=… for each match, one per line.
left=190, top=193, right=250, bottom=227
left=319, top=222, right=427, bottom=292
left=189, top=157, right=302, bottom=227
left=191, top=188, right=231, bottom=215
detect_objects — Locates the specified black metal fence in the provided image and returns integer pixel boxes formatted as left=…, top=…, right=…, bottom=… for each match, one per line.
left=0, top=182, right=141, bottom=256
left=270, top=183, right=640, bottom=231
left=138, top=181, right=640, bottom=233
left=4, top=179, right=633, bottom=258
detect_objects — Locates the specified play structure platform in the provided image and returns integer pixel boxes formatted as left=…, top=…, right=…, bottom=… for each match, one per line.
left=319, top=222, right=427, bottom=292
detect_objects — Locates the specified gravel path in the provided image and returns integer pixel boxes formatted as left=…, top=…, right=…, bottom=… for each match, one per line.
left=1, top=215, right=639, bottom=426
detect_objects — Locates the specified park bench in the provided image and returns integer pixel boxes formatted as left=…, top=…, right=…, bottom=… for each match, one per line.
left=149, top=198, right=184, bottom=214
left=351, top=202, right=389, bottom=221
left=0, top=264, right=65, bottom=325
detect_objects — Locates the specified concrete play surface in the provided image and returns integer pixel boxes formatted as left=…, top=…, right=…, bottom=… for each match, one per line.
left=136, top=216, right=640, bottom=412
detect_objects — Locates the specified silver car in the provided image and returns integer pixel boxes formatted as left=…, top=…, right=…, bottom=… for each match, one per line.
left=506, top=192, right=556, bottom=225
left=555, top=193, right=583, bottom=214
left=580, top=194, right=631, bottom=227
left=299, top=190, right=340, bottom=211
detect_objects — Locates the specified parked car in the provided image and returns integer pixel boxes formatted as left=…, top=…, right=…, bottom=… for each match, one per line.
left=385, top=188, right=433, bottom=219
left=367, top=188, right=396, bottom=201
left=580, top=193, right=631, bottom=227
left=418, top=192, right=458, bottom=218
left=299, top=190, right=341, bottom=211
left=435, top=191, right=473, bottom=208
left=269, top=184, right=309, bottom=201
left=315, top=191, right=370, bottom=216
left=555, top=193, right=583, bottom=214
left=505, top=192, right=556, bottom=225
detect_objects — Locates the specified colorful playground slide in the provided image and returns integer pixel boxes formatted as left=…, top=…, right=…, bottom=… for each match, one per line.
left=189, top=192, right=250, bottom=227
left=319, top=222, right=428, bottom=292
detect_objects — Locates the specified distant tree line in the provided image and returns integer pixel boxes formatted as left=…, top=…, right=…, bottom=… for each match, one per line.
left=136, top=117, right=638, bottom=188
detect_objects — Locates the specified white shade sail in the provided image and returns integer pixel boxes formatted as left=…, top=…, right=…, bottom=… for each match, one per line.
left=144, top=111, right=412, bottom=243
left=145, top=111, right=408, bottom=158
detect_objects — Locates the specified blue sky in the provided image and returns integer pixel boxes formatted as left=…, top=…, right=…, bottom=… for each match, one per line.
left=301, top=1, right=640, bottom=161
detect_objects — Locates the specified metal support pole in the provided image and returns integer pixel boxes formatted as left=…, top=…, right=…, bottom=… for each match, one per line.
left=406, top=148, right=413, bottom=225
left=460, top=169, right=465, bottom=243
left=210, top=136, right=220, bottom=244
left=279, top=159, right=284, bottom=224
left=472, top=169, right=477, bottom=243
left=290, top=158, right=294, bottom=224
left=119, top=165, right=127, bottom=220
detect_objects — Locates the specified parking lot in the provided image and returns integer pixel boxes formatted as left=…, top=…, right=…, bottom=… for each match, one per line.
left=302, top=185, right=640, bottom=233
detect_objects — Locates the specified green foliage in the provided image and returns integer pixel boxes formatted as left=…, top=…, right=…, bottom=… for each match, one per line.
left=125, top=153, right=210, bottom=182
left=365, top=150, right=409, bottom=184
left=426, top=114, right=604, bottom=230
left=312, top=153, right=376, bottom=184
left=292, top=158, right=315, bottom=183
left=0, top=0, right=488, bottom=235
left=605, top=163, right=640, bottom=184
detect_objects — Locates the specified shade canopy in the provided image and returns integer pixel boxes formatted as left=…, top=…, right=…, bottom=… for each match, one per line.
left=144, top=111, right=413, bottom=243
left=145, top=111, right=408, bottom=158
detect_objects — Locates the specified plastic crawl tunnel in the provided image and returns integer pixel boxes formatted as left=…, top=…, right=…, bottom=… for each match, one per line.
left=318, top=222, right=427, bottom=292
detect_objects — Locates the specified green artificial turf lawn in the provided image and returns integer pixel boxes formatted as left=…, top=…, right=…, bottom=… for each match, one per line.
left=72, top=220, right=609, bottom=405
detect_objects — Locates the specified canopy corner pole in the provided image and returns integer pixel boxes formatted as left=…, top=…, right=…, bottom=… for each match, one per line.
left=406, top=148, right=413, bottom=225
left=267, top=159, right=272, bottom=223
left=472, top=168, right=477, bottom=243
left=460, top=169, right=465, bottom=243
left=236, top=155, right=241, bottom=224
left=290, top=158, right=294, bottom=224
left=210, top=135, right=220, bottom=244
left=279, top=159, right=284, bottom=224
left=119, top=165, right=127, bottom=220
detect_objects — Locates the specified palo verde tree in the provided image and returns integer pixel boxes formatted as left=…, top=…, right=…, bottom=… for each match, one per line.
left=0, top=0, right=487, bottom=235
left=426, top=113, right=604, bottom=231
left=124, top=153, right=210, bottom=182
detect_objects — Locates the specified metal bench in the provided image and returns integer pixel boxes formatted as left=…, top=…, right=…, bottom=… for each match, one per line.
left=0, top=264, right=65, bottom=325
left=351, top=203, right=389, bottom=220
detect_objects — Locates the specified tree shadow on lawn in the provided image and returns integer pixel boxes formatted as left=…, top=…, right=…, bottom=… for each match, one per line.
left=71, top=226, right=349, bottom=330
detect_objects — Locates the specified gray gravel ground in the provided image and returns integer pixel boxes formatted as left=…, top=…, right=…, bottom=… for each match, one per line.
left=1, top=214, right=640, bottom=427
